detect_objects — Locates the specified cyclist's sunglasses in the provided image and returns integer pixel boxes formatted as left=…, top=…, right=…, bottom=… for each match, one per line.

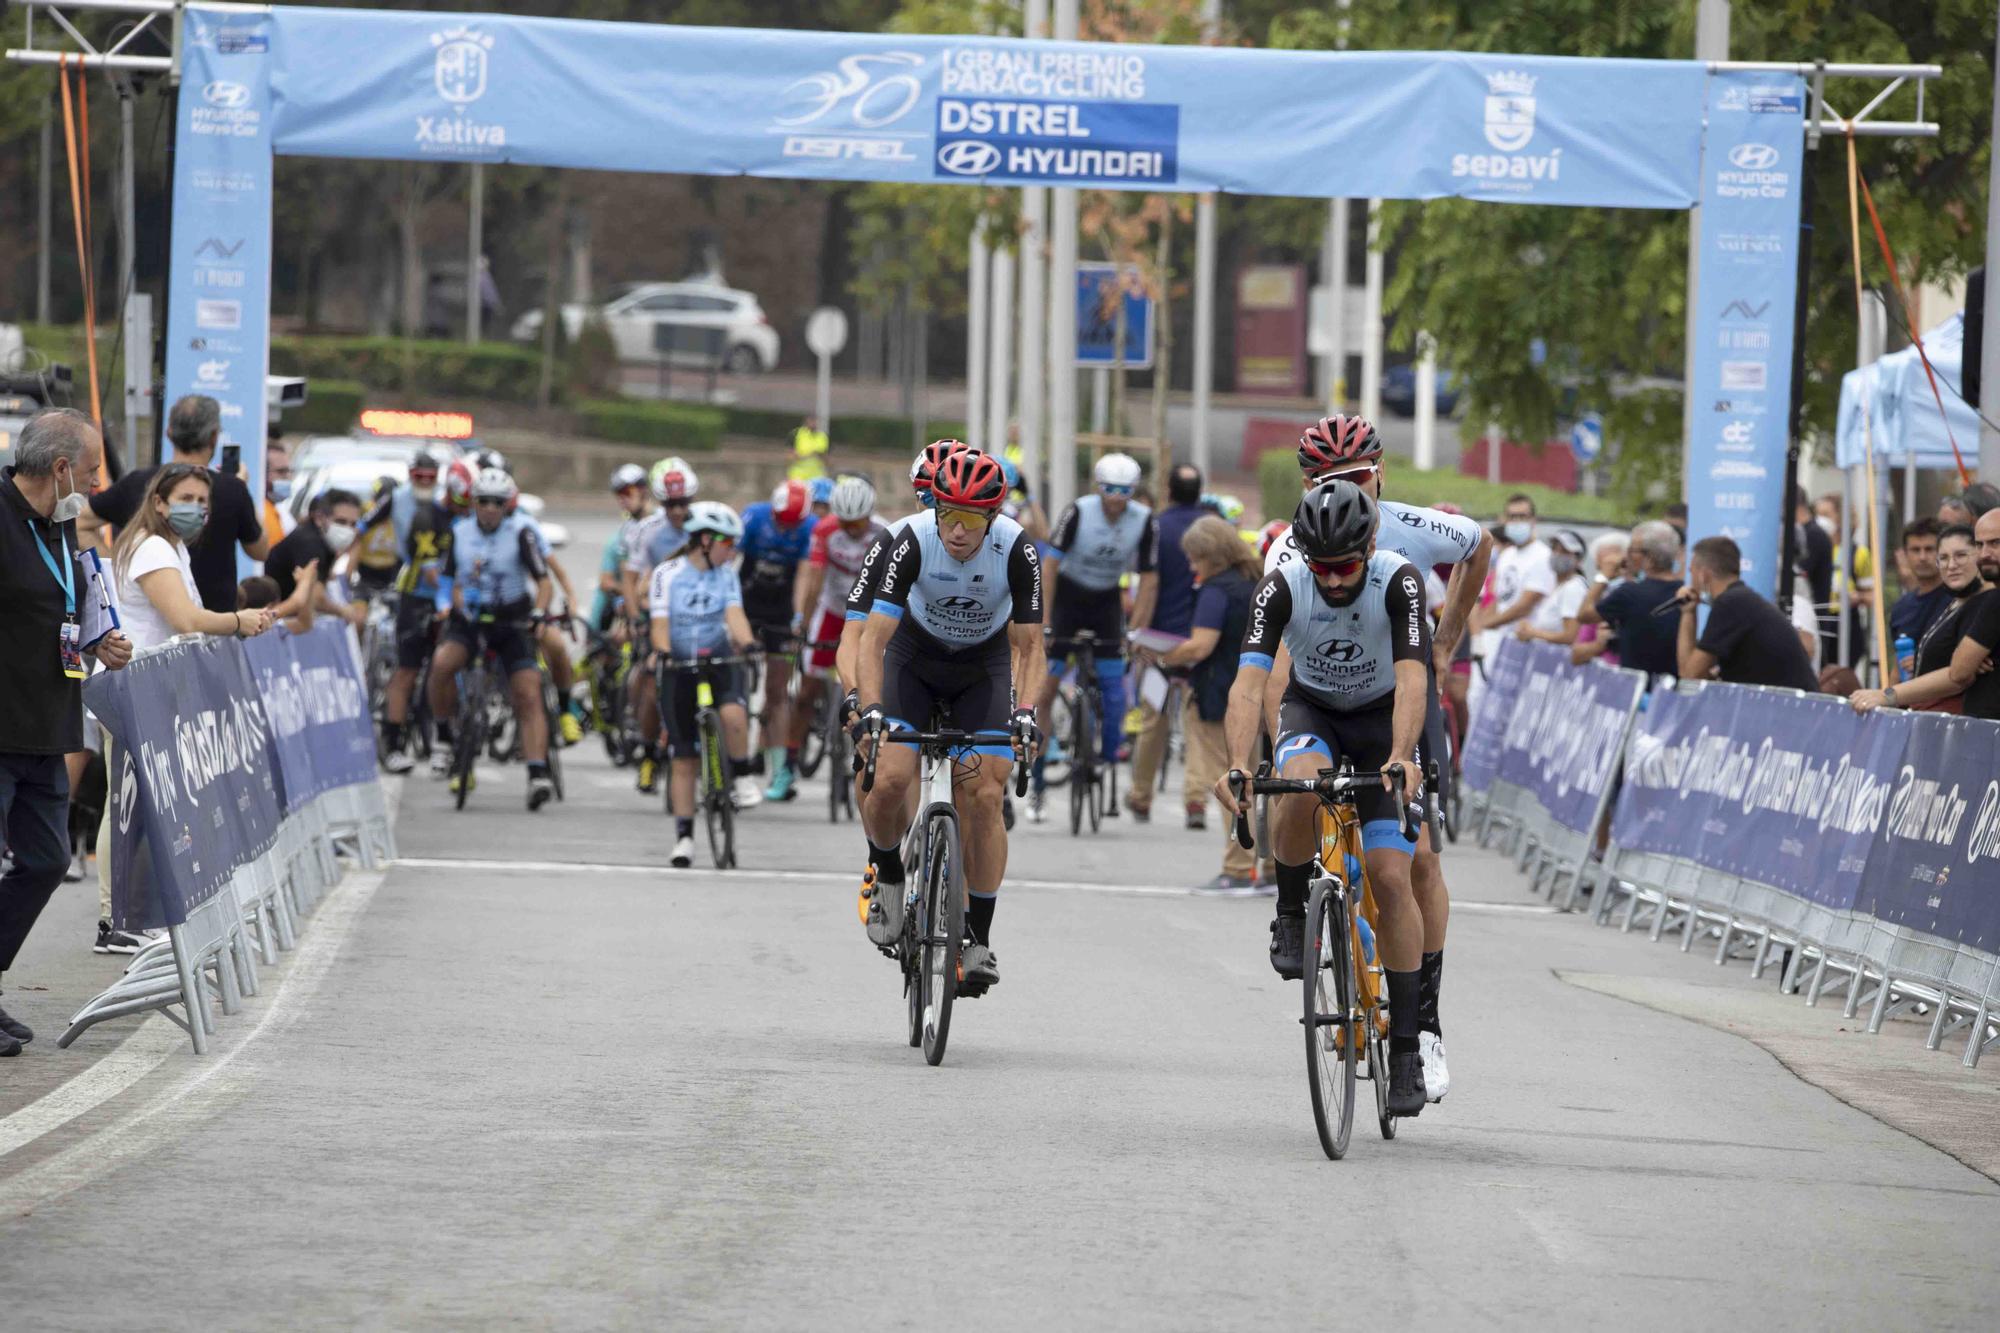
left=474, top=497, right=508, bottom=510
left=1308, top=462, right=1378, bottom=487
left=1097, top=482, right=1135, bottom=497
left=937, top=505, right=993, bottom=530
left=663, top=498, right=692, bottom=511
left=1305, top=554, right=1366, bottom=578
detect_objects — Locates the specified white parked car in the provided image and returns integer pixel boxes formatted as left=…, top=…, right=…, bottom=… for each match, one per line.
left=509, top=281, right=781, bottom=374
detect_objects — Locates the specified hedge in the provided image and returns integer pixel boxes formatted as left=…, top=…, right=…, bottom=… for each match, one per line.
left=284, top=380, right=366, bottom=435
left=722, top=405, right=968, bottom=452
left=1256, top=446, right=1629, bottom=527
left=270, top=336, right=545, bottom=405
left=577, top=399, right=728, bottom=452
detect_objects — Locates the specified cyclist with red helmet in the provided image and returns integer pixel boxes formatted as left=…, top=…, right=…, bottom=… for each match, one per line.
left=852, top=447, right=1044, bottom=992
left=835, top=440, right=970, bottom=701
left=1262, top=413, right=1492, bottom=1105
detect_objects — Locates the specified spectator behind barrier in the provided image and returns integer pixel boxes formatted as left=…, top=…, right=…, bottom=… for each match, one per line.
left=267, top=488, right=366, bottom=632
left=1674, top=536, right=1818, bottom=692
left=111, top=464, right=276, bottom=652
left=1852, top=513, right=2000, bottom=720
left=239, top=576, right=281, bottom=610
left=1517, top=528, right=1588, bottom=648
left=1938, top=482, right=2000, bottom=528
left=1570, top=532, right=1629, bottom=666
left=1887, top=518, right=1951, bottom=650
left=1584, top=521, right=1683, bottom=678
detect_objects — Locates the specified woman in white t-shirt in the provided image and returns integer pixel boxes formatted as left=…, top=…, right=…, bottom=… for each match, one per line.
left=111, top=463, right=275, bottom=651
left=1518, top=528, right=1590, bottom=646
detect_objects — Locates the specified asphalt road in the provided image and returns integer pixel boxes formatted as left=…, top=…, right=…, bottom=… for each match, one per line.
left=2, top=504, right=1995, bottom=1329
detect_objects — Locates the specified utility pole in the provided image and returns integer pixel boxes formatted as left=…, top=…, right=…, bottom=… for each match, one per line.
left=987, top=242, right=1014, bottom=458
left=1683, top=0, right=1732, bottom=496
left=1016, top=0, right=1050, bottom=495
left=1320, top=0, right=1352, bottom=415
left=38, top=94, right=53, bottom=325
left=967, top=220, right=989, bottom=453
left=467, top=162, right=484, bottom=344
left=1047, top=0, right=1079, bottom=510
left=1190, top=0, right=1222, bottom=480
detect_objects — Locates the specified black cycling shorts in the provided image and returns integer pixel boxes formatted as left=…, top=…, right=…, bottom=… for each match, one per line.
left=1048, top=578, right=1125, bottom=661
left=659, top=660, right=747, bottom=759
left=747, top=617, right=796, bottom=655
left=1274, top=685, right=1428, bottom=853
left=881, top=625, right=1013, bottom=758
left=443, top=608, right=540, bottom=678
left=395, top=594, right=440, bottom=670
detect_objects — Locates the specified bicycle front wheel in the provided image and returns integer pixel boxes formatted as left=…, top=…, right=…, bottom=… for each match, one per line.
left=918, top=810, right=965, bottom=1067
left=451, top=708, right=483, bottom=812
left=1305, top=878, right=1359, bottom=1161
left=1068, top=691, right=1094, bottom=837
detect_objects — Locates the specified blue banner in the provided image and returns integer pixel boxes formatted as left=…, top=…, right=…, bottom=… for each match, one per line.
left=243, top=622, right=376, bottom=807
left=85, top=637, right=283, bottom=931
left=1861, top=714, right=2000, bottom=951
left=162, top=8, right=276, bottom=502
left=1685, top=71, right=1807, bottom=597
left=1459, top=636, right=1530, bottom=794
left=1494, top=646, right=1645, bottom=835
left=1075, top=262, right=1153, bottom=369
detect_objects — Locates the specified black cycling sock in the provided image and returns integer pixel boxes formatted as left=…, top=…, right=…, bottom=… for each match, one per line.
left=1274, top=861, right=1312, bottom=917
left=675, top=817, right=694, bottom=839
left=1419, top=950, right=1444, bottom=1036
left=435, top=721, right=455, bottom=746
left=967, top=893, right=996, bottom=946
left=1387, top=968, right=1423, bottom=1052
left=730, top=756, right=753, bottom=779
left=869, top=840, right=904, bottom=884
left=643, top=741, right=659, bottom=763
left=383, top=722, right=406, bottom=750
left=527, top=760, right=549, bottom=778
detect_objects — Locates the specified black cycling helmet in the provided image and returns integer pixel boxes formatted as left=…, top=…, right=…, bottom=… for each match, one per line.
left=1290, top=479, right=1378, bottom=561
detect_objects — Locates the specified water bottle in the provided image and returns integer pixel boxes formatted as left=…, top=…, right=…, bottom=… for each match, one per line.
left=1894, top=634, right=1915, bottom=683
left=1356, top=915, right=1378, bottom=966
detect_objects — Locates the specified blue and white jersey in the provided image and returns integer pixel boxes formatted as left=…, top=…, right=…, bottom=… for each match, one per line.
left=623, top=510, right=689, bottom=576
left=1240, top=551, right=1429, bottom=710
left=1049, top=495, right=1158, bottom=592
left=446, top=513, right=548, bottom=612
left=648, top=555, right=743, bottom=659
left=870, top=510, right=1042, bottom=653
left=1265, top=498, right=1482, bottom=575
left=388, top=482, right=425, bottom=552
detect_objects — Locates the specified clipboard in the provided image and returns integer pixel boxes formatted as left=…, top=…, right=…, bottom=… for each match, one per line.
left=77, top=548, right=123, bottom=649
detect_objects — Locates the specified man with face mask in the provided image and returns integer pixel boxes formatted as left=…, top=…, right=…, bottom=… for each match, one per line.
left=1470, top=494, right=1554, bottom=646
left=1675, top=536, right=1817, bottom=690
left=265, top=488, right=365, bottom=632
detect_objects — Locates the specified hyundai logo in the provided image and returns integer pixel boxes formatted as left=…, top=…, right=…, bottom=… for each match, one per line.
left=1728, top=143, right=1780, bottom=171
left=936, top=141, right=1002, bottom=176
left=937, top=595, right=981, bottom=611
left=1396, top=510, right=1426, bottom=527
left=203, top=80, right=251, bottom=109
left=1315, top=638, right=1364, bottom=664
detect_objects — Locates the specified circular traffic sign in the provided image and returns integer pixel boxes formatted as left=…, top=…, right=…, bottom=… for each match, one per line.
left=805, top=307, right=849, bottom=359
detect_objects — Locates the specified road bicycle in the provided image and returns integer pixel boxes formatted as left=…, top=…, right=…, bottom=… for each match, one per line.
left=861, top=719, right=1030, bottom=1067
left=580, top=622, right=643, bottom=768
left=792, top=638, right=842, bottom=782
left=1047, top=631, right=1120, bottom=836
left=1230, top=759, right=1439, bottom=1160
left=449, top=614, right=569, bottom=811
left=659, top=652, right=760, bottom=870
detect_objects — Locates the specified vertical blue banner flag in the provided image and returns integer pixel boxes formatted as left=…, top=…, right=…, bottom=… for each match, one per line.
left=1686, top=71, right=1807, bottom=597
left=162, top=8, right=276, bottom=502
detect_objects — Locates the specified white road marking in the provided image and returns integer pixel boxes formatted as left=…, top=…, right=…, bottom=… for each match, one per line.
left=389, top=856, right=1557, bottom=911
left=0, top=1019, right=185, bottom=1160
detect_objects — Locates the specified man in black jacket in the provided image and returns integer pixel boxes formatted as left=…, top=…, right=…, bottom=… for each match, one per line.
left=0, top=410, right=133, bottom=1056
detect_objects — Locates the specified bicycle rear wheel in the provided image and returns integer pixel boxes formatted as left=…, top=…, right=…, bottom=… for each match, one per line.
left=451, top=700, right=483, bottom=812
left=1368, top=1020, right=1398, bottom=1141
left=541, top=677, right=567, bottom=801
left=798, top=688, right=829, bottom=778
left=1305, top=878, right=1359, bottom=1161
left=917, top=810, right=965, bottom=1066
left=1068, top=690, right=1094, bottom=837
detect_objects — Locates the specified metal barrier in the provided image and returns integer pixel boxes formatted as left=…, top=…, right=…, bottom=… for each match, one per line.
left=1460, top=654, right=2000, bottom=1069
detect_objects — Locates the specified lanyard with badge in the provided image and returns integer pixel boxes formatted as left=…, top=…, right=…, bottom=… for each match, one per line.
left=30, top=519, right=84, bottom=678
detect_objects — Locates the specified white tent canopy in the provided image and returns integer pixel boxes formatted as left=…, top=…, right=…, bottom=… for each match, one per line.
left=1835, top=313, right=1978, bottom=471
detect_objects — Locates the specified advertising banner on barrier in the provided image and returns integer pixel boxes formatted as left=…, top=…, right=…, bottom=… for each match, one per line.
left=86, top=637, right=284, bottom=932
left=1861, top=714, right=2000, bottom=951
left=1494, top=646, right=1645, bottom=835
left=1459, top=637, right=1529, bottom=794
left=1614, top=683, right=1904, bottom=912
left=242, top=622, right=377, bottom=808
left=1684, top=69, right=1807, bottom=597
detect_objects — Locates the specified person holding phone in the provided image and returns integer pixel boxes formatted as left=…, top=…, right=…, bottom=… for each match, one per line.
left=75, top=395, right=268, bottom=613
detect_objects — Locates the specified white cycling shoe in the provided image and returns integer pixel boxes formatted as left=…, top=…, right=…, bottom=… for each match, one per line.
left=670, top=836, right=694, bottom=869
left=1418, top=1031, right=1450, bottom=1102
left=732, top=776, right=764, bottom=809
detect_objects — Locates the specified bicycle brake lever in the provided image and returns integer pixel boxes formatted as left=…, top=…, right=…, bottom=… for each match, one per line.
left=1230, top=771, right=1254, bottom=851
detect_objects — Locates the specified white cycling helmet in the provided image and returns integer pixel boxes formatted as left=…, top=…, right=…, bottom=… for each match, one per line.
left=1093, top=452, right=1142, bottom=490
left=609, top=463, right=646, bottom=493
left=473, top=448, right=509, bottom=473
left=683, top=500, right=742, bottom=541
left=649, top=456, right=699, bottom=502
left=828, top=474, right=876, bottom=521
left=471, top=466, right=517, bottom=504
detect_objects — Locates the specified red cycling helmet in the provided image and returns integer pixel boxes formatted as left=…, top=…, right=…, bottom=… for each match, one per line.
left=1297, top=414, right=1383, bottom=476
left=770, top=479, right=811, bottom=526
left=441, top=457, right=480, bottom=514
left=911, top=439, right=969, bottom=501
left=929, top=448, right=1008, bottom=511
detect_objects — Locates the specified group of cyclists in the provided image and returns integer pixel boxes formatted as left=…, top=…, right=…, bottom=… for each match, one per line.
left=356, top=409, right=1479, bottom=1112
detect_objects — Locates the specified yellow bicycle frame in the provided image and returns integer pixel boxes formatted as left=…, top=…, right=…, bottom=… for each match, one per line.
left=1318, top=804, right=1388, bottom=1035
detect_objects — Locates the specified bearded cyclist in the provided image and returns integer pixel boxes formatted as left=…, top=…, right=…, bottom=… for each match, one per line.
left=737, top=479, right=817, bottom=802
left=1218, top=479, right=1435, bottom=1117
left=430, top=467, right=558, bottom=810
left=854, top=448, right=1043, bottom=991
left=379, top=456, right=462, bottom=774
left=623, top=457, right=698, bottom=794
left=1263, top=414, right=1491, bottom=1103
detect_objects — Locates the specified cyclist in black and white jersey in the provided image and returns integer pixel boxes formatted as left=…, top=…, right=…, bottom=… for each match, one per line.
left=1262, top=414, right=1490, bottom=1103
left=853, top=449, right=1044, bottom=992
left=1217, top=478, right=1435, bottom=1116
